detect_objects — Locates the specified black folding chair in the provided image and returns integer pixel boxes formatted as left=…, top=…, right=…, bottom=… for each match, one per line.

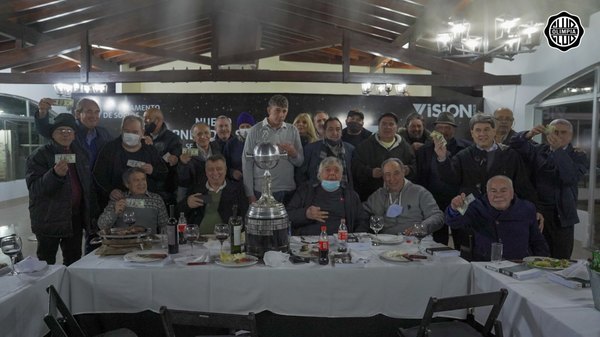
left=44, top=285, right=138, bottom=337
left=398, top=288, right=508, bottom=337
left=159, top=306, right=258, bottom=337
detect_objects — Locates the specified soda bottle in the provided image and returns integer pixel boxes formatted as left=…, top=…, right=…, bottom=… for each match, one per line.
left=318, top=225, right=329, bottom=265
left=337, top=218, right=348, bottom=253
left=178, top=212, right=187, bottom=244
left=167, top=205, right=179, bottom=254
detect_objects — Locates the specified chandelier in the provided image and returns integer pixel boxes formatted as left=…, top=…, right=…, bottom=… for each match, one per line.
left=53, top=83, right=108, bottom=97
left=435, top=16, right=544, bottom=62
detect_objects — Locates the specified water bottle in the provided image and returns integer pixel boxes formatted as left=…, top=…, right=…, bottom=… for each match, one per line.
left=318, top=225, right=329, bottom=265
left=337, top=218, right=348, bottom=253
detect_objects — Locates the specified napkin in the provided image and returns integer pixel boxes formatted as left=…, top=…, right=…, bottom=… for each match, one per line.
left=263, top=251, right=290, bottom=268
left=556, top=261, right=590, bottom=280
left=14, top=256, right=47, bottom=273
left=174, top=251, right=210, bottom=266
left=350, top=250, right=370, bottom=264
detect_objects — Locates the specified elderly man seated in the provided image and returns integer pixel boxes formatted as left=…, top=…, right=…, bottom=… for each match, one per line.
left=98, top=167, right=169, bottom=233
left=363, top=158, right=443, bottom=236
left=287, top=157, right=367, bottom=235
left=446, top=175, right=549, bottom=261
left=178, top=154, right=248, bottom=235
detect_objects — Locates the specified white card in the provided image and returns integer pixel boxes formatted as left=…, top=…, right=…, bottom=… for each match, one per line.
left=457, top=193, right=476, bottom=215
left=126, top=159, right=146, bottom=168
left=183, top=148, right=199, bottom=156
left=162, top=152, right=171, bottom=162
left=126, top=198, right=145, bottom=208
left=54, top=154, right=76, bottom=164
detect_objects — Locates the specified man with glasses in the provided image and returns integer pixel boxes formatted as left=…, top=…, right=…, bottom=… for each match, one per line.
left=493, top=108, right=517, bottom=145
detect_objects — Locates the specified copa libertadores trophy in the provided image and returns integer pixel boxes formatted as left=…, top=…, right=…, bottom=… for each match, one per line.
left=245, top=142, right=290, bottom=258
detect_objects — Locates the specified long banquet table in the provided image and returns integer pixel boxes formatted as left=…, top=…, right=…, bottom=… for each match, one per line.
left=0, top=265, right=68, bottom=337
left=67, top=238, right=471, bottom=319
left=471, top=262, right=600, bottom=337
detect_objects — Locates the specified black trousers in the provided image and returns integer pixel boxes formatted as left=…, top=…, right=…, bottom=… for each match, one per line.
left=432, top=224, right=449, bottom=246
left=539, top=207, right=574, bottom=259
left=36, top=213, right=83, bottom=266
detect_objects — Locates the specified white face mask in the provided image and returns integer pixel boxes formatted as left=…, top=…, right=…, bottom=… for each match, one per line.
left=236, top=128, right=249, bottom=139
left=122, top=132, right=141, bottom=147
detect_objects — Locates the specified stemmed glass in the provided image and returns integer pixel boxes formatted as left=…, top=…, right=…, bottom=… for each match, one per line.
left=369, top=216, right=384, bottom=246
left=1, top=235, right=22, bottom=275
left=184, top=224, right=200, bottom=256
left=214, top=224, right=230, bottom=254
left=123, top=209, right=136, bottom=227
left=412, top=223, right=427, bottom=249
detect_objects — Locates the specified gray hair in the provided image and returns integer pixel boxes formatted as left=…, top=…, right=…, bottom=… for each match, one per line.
left=268, top=94, right=289, bottom=108
left=75, top=98, right=100, bottom=115
left=469, top=113, right=495, bottom=130
left=549, top=118, right=573, bottom=132
left=216, top=115, right=232, bottom=125
left=381, top=157, right=404, bottom=171
left=191, top=122, right=210, bottom=134
left=486, top=175, right=513, bottom=191
left=122, top=167, right=146, bottom=186
left=317, top=157, right=343, bottom=181
left=121, top=114, right=144, bottom=130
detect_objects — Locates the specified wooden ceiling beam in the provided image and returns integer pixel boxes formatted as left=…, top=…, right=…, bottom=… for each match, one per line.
left=0, top=18, right=51, bottom=44
left=93, top=38, right=212, bottom=65
left=0, top=33, right=79, bottom=69
left=0, top=69, right=520, bottom=86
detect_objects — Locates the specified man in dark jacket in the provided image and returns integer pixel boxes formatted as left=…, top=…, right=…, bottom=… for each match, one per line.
left=93, top=115, right=168, bottom=209
left=178, top=155, right=248, bottom=234
left=341, top=110, right=372, bottom=148
left=398, top=113, right=431, bottom=153
left=298, top=117, right=355, bottom=190
left=26, top=114, right=98, bottom=265
left=287, top=157, right=367, bottom=235
left=510, top=119, right=588, bottom=259
left=493, top=107, right=518, bottom=145
left=143, top=107, right=182, bottom=206
left=223, top=112, right=255, bottom=182
left=415, top=112, right=471, bottom=245
left=446, top=176, right=549, bottom=261
left=36, top=98, right=112, bottom=169
left=352, top=112, right=416, bottom=201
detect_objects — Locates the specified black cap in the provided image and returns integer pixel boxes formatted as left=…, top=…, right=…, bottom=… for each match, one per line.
left=347, top=110, right=364, bottom=120
left=433, top=111, right=457, bottom=127
left=378, top=112, right=398, bottom=124
left=50, top=113, right=77, bottom=134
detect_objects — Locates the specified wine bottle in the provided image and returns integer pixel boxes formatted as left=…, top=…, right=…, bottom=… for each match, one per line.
left=167, top=205, right=179, bottom=254
left=229, top=204, right=242, bottom=254
left=178, top=212, right=187, bottom=244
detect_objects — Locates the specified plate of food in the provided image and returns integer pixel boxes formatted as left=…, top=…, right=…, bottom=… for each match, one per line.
left=101, top=226, right=150, bottom=239
left=380, top=250, right=411, bottom=262
left=523, top=256, right=573, bottom=270
left=370, top=234, right=404, bottom=245
left=216, top=253, right=259, bottom=268
left=123, top=250, right=168, bottom=263
left=291, top=244, right=319, bottom=259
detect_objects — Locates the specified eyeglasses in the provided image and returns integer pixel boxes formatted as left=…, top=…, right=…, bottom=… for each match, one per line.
left=55, top=129, right=74, bottom=134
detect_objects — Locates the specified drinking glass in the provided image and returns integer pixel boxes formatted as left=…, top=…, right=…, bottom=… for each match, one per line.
left=411, top=223, right=427, bottom=249
left=369, top=216, right=384, bottom=246
left=123, top=209, right=136, bottom=227
left=1, top=235, right=22, bottom=275
left=184, top=224, right=200, bottom=255
left=491, top=242, right=503, bottom=264
left=214, top=224, right=230, bottom=254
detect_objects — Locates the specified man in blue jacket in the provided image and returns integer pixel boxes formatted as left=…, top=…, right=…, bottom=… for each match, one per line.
left=510, top=119, right=588, bottom=259
left=446, top=175, right=549, bottom=261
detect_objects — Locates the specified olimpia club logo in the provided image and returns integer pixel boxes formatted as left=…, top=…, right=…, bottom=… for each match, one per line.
left=544, top=11, right=584, bottom=52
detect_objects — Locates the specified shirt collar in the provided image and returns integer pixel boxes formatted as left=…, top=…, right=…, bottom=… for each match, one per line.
left=206, top=180, right=227, bottom=193
left=476, top=142, right=498, bottom=152
left=126, top=191, right=151, bottom=197
left=262, top=117, right=287, bottom=130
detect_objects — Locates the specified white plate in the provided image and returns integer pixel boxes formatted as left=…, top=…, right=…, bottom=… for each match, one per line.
left=123, top=250, right=168, bottom=263
left=370, top=234, right=404, bottom=245
left=174, top=255, right=209, bottom=266
left=215, top=255, right=259, bottom=268
left=291, top=245, right=318, bottom=259
left=379, top=250, right=410, bottom=262
left=523, top=256, right=573, bottom=270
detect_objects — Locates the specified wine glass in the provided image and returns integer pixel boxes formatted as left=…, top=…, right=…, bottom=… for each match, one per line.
left=369, top=216, right=384, bottom=246
left=123, top=209, right=136, bottom=227
left=412, top=223, right=427, bottom=249
left=184, top=224, right=200, bottom=255
left=1, top=235, right=22, bottom=275
left=214, top=223, right=230, bottom=254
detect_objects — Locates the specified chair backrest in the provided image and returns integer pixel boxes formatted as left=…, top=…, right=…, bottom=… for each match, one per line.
left=417, top=288, right=508, bottom=337
left=459, top=233, right=474, bottom=262
left=159, top=306, right=258, bottom=337
left=44, top=285, right=87, bottom=337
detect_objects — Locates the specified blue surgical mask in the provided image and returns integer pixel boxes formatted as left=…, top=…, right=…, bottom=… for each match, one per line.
left=321, top=180, right=340, bottom=192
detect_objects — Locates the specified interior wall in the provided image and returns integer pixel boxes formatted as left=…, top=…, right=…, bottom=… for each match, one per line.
left=483, top=11, right=600, bottom=132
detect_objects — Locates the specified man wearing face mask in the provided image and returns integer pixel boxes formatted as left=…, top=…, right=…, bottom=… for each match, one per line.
left=223, top=112, right=255, bottom=181
left=93, top=115, right=168, bottom=209
left=142, top=107, right=182, bottom=206
left=298, top=117, right=355, bottom=190
left=364, top=158, right=443, bottom=236
left=287, top=157, right=366, bottom=235
left=342, top=110, right=372, bottom=148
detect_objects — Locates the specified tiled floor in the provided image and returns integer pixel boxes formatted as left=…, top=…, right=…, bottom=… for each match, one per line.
left=0, top=197, right=595, bottom=266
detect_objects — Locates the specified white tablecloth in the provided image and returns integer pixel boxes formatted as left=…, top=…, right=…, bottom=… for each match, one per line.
left=0, top=265, right=68, bottom=337
left=68, top=239, right=471, bottom=318
left=471, top=262, right=600, bottom=337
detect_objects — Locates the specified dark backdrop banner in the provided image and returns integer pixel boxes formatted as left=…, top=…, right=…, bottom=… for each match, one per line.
left=72, top=93, right=483, bottom=147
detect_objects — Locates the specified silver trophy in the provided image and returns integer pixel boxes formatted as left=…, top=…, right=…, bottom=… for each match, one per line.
left=245, top=142, right=290, bottom=258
